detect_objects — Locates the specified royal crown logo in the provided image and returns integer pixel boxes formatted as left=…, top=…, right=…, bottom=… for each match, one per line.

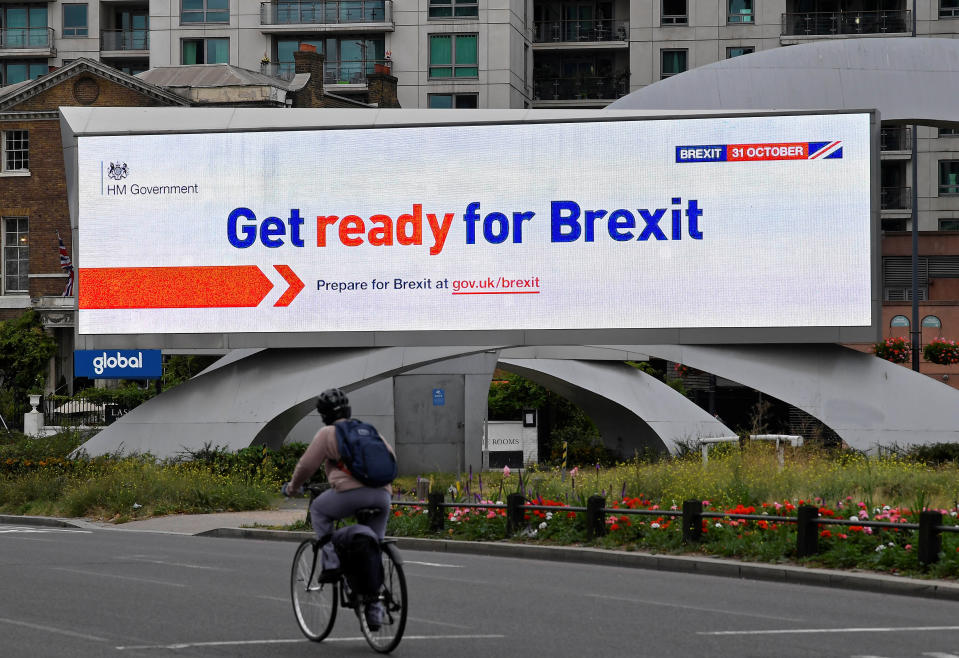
left=107, top=162, right=129, bottom=180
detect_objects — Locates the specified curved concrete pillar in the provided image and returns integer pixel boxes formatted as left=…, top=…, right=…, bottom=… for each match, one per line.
left=595, top=344, right=959, bottom=452
left=499, top=359, right=734, bottom=456
left=77, top=346, right=502, bottom=459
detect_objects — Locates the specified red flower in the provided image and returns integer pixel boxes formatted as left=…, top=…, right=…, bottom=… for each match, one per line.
left=820, top=529, right=832, bottom=538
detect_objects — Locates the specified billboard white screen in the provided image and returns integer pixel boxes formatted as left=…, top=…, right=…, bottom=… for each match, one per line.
left=76, top=113, right=872, bottom=335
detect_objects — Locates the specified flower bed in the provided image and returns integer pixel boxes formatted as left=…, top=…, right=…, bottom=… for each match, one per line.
left=874, top=336, right=910, bottom=363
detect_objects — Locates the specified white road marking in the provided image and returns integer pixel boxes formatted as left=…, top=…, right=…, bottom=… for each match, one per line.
left=53, top=567, right=186, bottom=588
left=587, top=593, right=803, bottom=622
left=0, top=616, right=108, bottom=642
left=0, top=526, right=91, bottom=534
left=116, top=634, right=506, bottom=650
left=117, top=557, right=230, bottom=571
left=700, top=626, right=959, bottom=636
left=405, top=560, right=463, bottom=568
left=923, top=653, right=959, bottom=658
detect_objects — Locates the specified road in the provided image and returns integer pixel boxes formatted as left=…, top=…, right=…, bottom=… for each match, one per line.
left=2, top=525, right=959, bottom=657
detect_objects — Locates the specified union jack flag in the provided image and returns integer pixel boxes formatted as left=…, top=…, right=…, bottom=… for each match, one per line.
left=57, top=231, right=74, bottom=297
left=807, top=141, right=843, bottom=159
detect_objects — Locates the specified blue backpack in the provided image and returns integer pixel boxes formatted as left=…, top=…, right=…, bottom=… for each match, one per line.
left=334, top=419, right=397, bottom=488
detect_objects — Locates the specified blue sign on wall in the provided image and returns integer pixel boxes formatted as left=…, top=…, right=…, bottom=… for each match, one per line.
left=432, top=388, right=445, bottom=406
left=75, top=350, right=162, bottom=379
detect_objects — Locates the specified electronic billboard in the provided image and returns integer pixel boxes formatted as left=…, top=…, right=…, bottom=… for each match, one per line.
left=63, top=108, right=879, bottom=349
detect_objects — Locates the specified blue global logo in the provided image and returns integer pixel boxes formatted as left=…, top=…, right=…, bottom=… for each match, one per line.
left=75, top=349, right=161, bottom=379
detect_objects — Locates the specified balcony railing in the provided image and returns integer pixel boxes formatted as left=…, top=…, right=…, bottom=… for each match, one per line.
left=533, top=19, right=628, bottom=43
left=881, top=186, right=911, bottom=210
left=260, top=0, right=391, bottom=25
left=101, top=30, right=149, bottom=51
left=0, top=27, right=54, bottom=50
left=782, top=10, right=911, bottom=36
left=533, top=75, right=627, bottom=102
left=262, top=58, right=391, bottom=83
left=880, top=126, right=912, bottom=152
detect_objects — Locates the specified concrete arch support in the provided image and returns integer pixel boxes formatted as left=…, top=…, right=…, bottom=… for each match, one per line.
left=605, top=344, right=959, bottom=452
left=499, top=359, right=734, bottom=456
left=77, top=346, right=502, bottom=459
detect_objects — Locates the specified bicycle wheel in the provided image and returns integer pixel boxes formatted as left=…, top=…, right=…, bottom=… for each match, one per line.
left=358, top=542, right=408, bottom=653
left=290, top=540, right=337, bottom=641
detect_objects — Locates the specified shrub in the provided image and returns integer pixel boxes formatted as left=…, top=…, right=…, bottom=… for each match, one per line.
left=923, top=337, right=959, bottom=365
left=874, top=337, right=910, bottom=363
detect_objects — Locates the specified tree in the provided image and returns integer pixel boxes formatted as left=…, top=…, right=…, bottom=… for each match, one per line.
left=0, top=311, right=56, bottom=393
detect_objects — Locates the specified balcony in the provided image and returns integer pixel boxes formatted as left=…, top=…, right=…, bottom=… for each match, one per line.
left=100, top=30, right=149, bottom=53
left=261, top=58, right=391, bottom=85
left=533, top=19, right=628, bottom=45
left=881, top=186, right=911, bottom=211
left=0, top=27, right=55, bottom=56
left=880, top=126, right=912, bottom=153
left=533, top=75, right=627, bottom=104
left=260, top=0, right=392, bottom=31
left=781, top=10, right=911, bottom=38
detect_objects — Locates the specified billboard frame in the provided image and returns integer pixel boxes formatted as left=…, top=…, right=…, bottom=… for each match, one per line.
left=60, top=106, right=881, bottom=350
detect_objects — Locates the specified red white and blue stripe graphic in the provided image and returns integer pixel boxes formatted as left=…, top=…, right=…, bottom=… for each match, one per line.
left=676, top=141, right=843, bottom=163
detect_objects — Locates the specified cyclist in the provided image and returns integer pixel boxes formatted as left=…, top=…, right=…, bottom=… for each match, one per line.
left=282, top=388, right=394, bottom=622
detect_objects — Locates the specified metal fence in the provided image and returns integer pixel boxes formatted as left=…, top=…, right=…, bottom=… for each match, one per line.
left=532, top=19, right=628, bottom=43
left=781, top=10, right=911, bottom=36
left=398, top=494, right=959, bottom=565
left=0, top=27, right=54, bottom=49
left=40, top=393, right=135, bottom=428
left=260, top=0, right=391, bottom=25
left=261, top=59, right=391, bottom=83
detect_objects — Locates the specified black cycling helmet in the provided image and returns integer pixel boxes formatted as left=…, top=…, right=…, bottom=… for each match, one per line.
left=316, top=388, right=351, bottom=425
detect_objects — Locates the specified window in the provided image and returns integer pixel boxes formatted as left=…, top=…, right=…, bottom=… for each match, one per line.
left=428, top=93, right=478, bottom=108
left=2, top=216, right=29, bottom=294
left=728, top=0, right=753, bottom=23
left=428, top=0, right=478, bottom=18
left=0, top=61, right=47, bottom=86
left=940, top=128, right=959, bottom=137
left=181, top=0, right=229, bottom=24
left=939, top=160, right=959, bottom=195
left=2, top=130, right=29, bottom=174
left=941, top=0, right=959, bottom=18
left=726, top=46, right=754, bottom=58
left=274, top=37, right=384, bottom=81
left=940, top=219, right=959, bottom=231
left=181, top=38, right=229, bottom=64
left=429, top=34, right=477, bottom=78
left=63, top=4, right=88, bottom=36
left=890, top=315, right=910, bottom=328
left=661, top=49, right=687, bottom=79
left=662, top=0, right=687, bottom=24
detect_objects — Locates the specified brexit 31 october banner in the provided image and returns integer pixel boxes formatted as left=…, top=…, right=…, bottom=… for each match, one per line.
left=76, top=113, right=872, bottom=335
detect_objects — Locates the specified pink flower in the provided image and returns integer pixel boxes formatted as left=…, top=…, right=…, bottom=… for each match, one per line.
left=502, top=465, right=511, bottom=478
left=905, top=544, right=912, bottom=551
left=570, top=466, right=579, bottom=477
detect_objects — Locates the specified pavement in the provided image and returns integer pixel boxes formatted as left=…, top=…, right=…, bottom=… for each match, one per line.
left=3, top=503, right=959, bottom=602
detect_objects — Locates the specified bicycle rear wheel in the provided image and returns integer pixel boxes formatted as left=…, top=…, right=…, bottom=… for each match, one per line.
left=358, top=542, right=407, bottom=653
left=290, top=540, right=337, bottom=641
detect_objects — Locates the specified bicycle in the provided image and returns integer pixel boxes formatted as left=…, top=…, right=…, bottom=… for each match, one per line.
left=290, top=483, right=408, bottom=654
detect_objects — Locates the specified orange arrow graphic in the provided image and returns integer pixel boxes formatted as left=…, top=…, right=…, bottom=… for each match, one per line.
left=79, top=266, right=275, bottom=309
left=273, top=265, right=304, bottom=307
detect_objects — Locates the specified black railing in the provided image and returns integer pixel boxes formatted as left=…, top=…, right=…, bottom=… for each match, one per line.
left=782, top=10, right=911, bottom=36
left=881, top=186, right=911, bottom=210
left=533, top=75, right=627, bottom=101
left=260, top=0, right=390, bottom=25
left=261, top=58, right=391, bottom=83
left=0, top=27, right=54, bottom=49
left=101, top=30, right=149, bottom=51
left=532, top=19, right=628, bottom=43
left=41, top=394, right=133, bottom=428
left=401, top=494, right=959, bottom=565
left=880, top=126, right=912, bottom=151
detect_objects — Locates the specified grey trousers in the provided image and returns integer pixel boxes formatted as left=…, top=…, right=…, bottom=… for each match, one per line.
left=310, top=486, right=391, bottom=571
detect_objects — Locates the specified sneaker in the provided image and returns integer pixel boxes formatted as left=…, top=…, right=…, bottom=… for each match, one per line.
left=317, top=568, right=341, bottom=584
left=365, top=601, right=385, bottom=631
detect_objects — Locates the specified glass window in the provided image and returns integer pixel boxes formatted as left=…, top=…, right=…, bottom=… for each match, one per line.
left=940, top=218, right=959, bottom=231
left=2, top=5, right=48, bottom=48
left=661, top=49, right=687, bottom=79
left=939, top=160, right=959, bottom=195
left=726, top=46, right=754, bottom=58
left=940, top=128, right=959, bottom=137
left=662, top=0, right=686, bottom=24
left=182, top=38, right=229, bottom=64
left=2, top=131, right=29, bottom=173
left=181, top=0, right=229, bottom=24
left=728, top=0, right=753, bottom=23
left=428, top=93, right=478, bottom=108
left=63, top=4, right=88, bottom=36
left=941, top=0, right=959, bottom=18
left=2, top=216, right=29, bottom=294
left=0, top=61, right=47, bottom=86
left=890, top=315, right=910, bottom=328
left=429, top=0, right=478, bottom=18
left=922, top=315, right=942, bottom=328
left=429, top=34, right=477, bottom=78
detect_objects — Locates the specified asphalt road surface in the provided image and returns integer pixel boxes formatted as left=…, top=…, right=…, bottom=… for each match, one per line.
left=2, top=525, right=959, bottom=657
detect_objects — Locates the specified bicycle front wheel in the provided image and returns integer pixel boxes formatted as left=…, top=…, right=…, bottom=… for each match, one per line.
left=290, top=539, right=337, bottom=641
left=359, top=542, right=408, bottom=654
